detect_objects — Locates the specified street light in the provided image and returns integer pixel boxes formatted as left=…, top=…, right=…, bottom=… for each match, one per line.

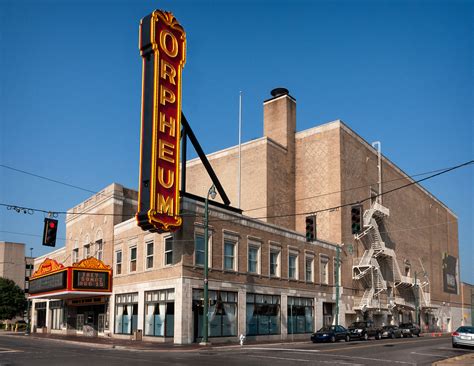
left=201, top=184, right=216, bottom=345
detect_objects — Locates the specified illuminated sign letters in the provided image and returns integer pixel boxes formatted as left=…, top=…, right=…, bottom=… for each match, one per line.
left=136, top=10, right=186, bottom=233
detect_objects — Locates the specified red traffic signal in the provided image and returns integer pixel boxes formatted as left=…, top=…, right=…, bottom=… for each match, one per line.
left=42, top=218, right=58, bottom=247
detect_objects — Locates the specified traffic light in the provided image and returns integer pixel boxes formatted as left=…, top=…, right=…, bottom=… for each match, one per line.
left=305, top=215, right=316, bottom=242
left=42, top=218, right=58, bottom=247
left=351, top=206, right=362, bottom=234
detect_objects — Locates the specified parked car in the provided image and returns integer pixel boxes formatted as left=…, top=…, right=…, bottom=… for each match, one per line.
left=348, top=321, right=382, bottom=340
left=311, top=325, right=351, bottom=343
left=381, top=325, right=402, bottom=339
left=399, top=323, right=420, bottom=337
left=452, top=326, right=474, bottom=348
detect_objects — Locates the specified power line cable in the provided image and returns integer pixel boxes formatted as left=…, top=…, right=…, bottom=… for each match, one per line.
left=209, top=159, right=473, bottom=223
left=1, top=164, right=98, bottom=194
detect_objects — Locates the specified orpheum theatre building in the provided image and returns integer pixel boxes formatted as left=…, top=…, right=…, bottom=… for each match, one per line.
left=29, top=10, right=470, bottom=344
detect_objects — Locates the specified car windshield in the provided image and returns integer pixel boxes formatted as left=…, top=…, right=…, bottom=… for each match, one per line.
left=350, top=322, right=366, bottom=328
left=383, top=326, right=395, bottom=330
left=318, top=326, right=335, bottom=332
left=399, top=323, right=410, bottom=327
left=457, top=326, right=474, bottom=334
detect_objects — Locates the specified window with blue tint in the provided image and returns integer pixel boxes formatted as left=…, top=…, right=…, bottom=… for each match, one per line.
left=224, top=240, right=235, bottom=270
left=287, top=296, right=314, bottom=334
left=195, top=234, right=205, bottom=266
left=248, top=246, right=258, bottom=273
left=246, top=293, right=280, bottom=336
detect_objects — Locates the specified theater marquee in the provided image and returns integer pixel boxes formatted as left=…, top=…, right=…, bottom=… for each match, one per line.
left=136, top=10, right=186, bottom=233
left=29, top=257, right=112, bottom=299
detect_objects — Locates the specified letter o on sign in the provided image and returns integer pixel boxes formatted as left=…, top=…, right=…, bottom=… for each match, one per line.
left=160, top=30, right=178, bottom=58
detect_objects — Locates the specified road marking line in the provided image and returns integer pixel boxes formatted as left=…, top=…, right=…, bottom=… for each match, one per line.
left=0, top=350, right=21, bottom=353
left=317, top=352, right=416, bottom=365
left=248, top=354, right=363, bottom=365
left=245, top=347, right=320, bottom=353
left=322, top=337, right=448, bottom=352
left=410, top=352, right=446, bottom=358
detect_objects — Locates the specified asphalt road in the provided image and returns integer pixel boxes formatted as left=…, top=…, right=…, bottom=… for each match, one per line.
left=0, top=333, right=472, bottom=366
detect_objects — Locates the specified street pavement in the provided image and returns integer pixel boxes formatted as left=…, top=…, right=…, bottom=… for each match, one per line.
left=0, top=331, right=472, bottom=365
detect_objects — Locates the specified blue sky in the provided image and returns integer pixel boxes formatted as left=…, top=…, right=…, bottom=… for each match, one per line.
left=1, top=0, right=472, bottom=283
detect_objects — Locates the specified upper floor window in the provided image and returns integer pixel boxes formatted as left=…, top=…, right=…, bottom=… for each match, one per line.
left=84, top=244, right=90, bottom=259
left=164, top=237, right=173, bottom=266
left=305, top=256, right=314, bottom=282
left=248, top=244, right=260, bottom=274
left=320, top=255, right=329, bottom=285
left=130, top=246, right=137, bottom=272
left=224, top=239, right=237, bottom=271
left=195, top=233, right=205, bottom=266
left=116, top=250, right=122, bottom=275
left=289, top=253, right=298, bottom=280
left=146, top=241, right=154, bottom=269
left=96, top=239, right=103, bottom=261
left=270, top=247, right=281, bottom=277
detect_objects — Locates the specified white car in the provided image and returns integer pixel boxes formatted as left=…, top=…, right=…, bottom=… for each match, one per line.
left=452, top=326, right=474, bottom=348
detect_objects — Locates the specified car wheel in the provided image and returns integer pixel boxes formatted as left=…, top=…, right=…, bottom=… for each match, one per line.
left=391, top=333, right=395, bottom=339
left=345, top=335, right=350, bottom=342
left=363, top=333, right=369, bottom=341
left=417, top=333, right=420, bottom=337
left=452, top=343, right=458, bottom=348
left=375, top=333, right=381, bottom=340
left=330, top=335, right=336, bottom=343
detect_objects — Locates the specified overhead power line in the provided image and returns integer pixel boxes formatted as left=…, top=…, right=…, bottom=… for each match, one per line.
left=1, top=160, right=472, bottom=221
left=0, top=164, right=97, bottom=194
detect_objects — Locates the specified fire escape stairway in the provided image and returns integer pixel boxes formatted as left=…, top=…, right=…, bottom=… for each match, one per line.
left=353, top=201, right=390, bottom=310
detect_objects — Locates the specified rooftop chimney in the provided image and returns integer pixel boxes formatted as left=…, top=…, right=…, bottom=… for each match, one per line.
left=263, top=88, right=296, bottom=149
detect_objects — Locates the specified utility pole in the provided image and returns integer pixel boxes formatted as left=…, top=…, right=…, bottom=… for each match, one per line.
left=335, top=244, right=343, bottom=326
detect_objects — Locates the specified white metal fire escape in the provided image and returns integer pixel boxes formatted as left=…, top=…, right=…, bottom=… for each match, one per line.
left=352, top=201, right=431, bottom=312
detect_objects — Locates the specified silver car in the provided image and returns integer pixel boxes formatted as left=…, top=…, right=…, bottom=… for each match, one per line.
left=452, top=326, right=474, bottom=348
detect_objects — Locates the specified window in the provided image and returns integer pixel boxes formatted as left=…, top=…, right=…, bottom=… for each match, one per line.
left=305, top=257, right=314, bottom=282
left=195, top=234, right=205, bottom=266
left=333, top=258, right=341, bottom=286
left=164, top=237, right=173, bottom=266
left=320, top=256, right=329, bottom=285
left=289, top=253, right=298, bottom=280
left=246, top=293, right=280, bottom=336
left=193, top=289, right=237, bottom=338
left=73, top=239, right=79, bottom=263
left=73, top=248, right=79, bottom=263
left=144, top=289, right=175, bottom=337
left=115, top=293, right=138, bottom=334
left=116, top=250, right=122, bottom=275
left=96, top=239, right=103, bottom=261
left=270, top=248, right=280, bottom=277
left=130, top=246, right=137, bottom=272
left=146, top=241, right=154, bottom=269
left=84, top=244, right=90, bottom=259
left=248, top=245, right=259, bottom=274
left=224, top=239, right=236, bottom=271
left=288, top=297, right=314, bottom=334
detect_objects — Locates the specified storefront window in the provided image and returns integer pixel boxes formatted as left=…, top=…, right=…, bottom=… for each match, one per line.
left=144, top=289, right=175, bottom=337
left=287, top=297, right=313, bottom=334
left=115, top=292, right=138, bottom=334
left=246, top=293, right=280, bottom=336
left=193, top=289, right=237, bottom=338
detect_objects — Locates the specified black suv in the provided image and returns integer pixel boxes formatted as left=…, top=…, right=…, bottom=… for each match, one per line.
left=399, top=323, right=421, bottom=337
left=348, top=321, right=382, bottom=340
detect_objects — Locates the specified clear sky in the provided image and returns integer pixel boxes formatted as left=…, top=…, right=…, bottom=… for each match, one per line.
left=1, top=0, right=472, bottom=283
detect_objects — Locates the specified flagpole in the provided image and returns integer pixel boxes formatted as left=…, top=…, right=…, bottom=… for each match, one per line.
left=238, top=91, right=242, bottom=209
